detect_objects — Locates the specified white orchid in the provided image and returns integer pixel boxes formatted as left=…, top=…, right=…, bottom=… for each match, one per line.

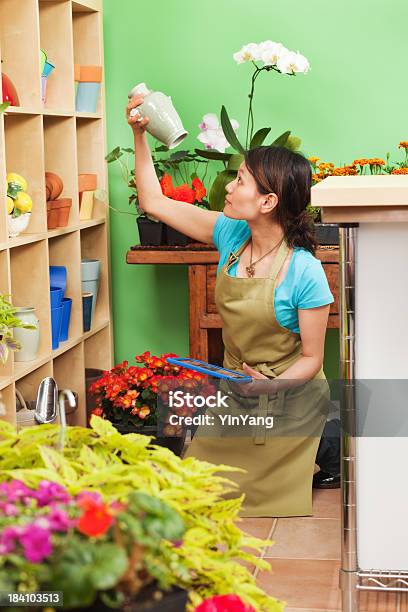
left=277, top=51, right=310, bottom=74
left=232, top=40, right=310, bottom=74
left=197, top=113, right=239, bottom=153
left=233, top=42, right=262, bottom=64
left=260, top=42, right=290, bottom=67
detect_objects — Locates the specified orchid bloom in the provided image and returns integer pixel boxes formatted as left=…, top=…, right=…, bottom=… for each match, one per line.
left=197, top=113, right=240, bottom=153
left=233, top=40, right=310, bottom=74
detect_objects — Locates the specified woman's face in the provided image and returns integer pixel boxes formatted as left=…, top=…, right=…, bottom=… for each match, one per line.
left=224, top=163, right=277, bottom=221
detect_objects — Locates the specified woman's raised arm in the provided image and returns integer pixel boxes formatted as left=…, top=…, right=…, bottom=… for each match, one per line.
left=127, top=96, right=221, bottom=245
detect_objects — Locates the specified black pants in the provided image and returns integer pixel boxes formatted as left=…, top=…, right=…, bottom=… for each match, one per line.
left=315, top=418, right=341, bottom=475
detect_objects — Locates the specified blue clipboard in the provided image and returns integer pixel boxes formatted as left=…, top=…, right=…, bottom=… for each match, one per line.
left=166, top=357, right=252, bottom=383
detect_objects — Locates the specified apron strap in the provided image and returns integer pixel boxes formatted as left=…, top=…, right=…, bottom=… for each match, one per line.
left=268, top=239, right=290, bottom=284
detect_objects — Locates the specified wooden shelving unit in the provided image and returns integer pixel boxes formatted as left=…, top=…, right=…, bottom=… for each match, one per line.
left=0, top=0, right=113, bottom=426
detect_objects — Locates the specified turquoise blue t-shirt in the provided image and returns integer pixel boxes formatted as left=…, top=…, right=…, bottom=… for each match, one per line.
left=213, top=214, right=334, bottom=334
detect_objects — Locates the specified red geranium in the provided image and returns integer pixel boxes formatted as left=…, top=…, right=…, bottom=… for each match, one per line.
left=77, top=497, right=114, bottom=538
left=159, top=173, right=206, bottom=205
left=195, top=594, right=255, bottom=612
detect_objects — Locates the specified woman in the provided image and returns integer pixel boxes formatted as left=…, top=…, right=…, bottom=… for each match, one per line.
left=127, top=96, right=334, bottom=517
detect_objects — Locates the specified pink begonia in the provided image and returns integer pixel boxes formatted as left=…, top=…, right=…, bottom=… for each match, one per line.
left=0, top=526, right=23, bottom=554
left=0, top=502, right=18, bottom=516
left=19, top=525, right=52, bottom=563
left=32, top=480, right=71, bottom=507
left=46, top=507, right=74, bottom=532
left=0, top=480, right=32, bottom=503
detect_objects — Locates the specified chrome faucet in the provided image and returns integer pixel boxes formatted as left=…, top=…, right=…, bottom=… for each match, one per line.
left=34, top=378, right=76, bottom=450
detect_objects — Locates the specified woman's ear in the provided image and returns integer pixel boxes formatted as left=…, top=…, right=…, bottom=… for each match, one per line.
left=260, top=192, right=278, bottom=214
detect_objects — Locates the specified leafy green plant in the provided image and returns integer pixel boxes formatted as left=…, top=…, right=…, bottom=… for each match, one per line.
left=0, top=417, right=284, bottom=611
left=0, top=294, right=37, bottom=364
left=0, top=101, right=10, bottom=114
left=105, top=143, right=210, bottom=221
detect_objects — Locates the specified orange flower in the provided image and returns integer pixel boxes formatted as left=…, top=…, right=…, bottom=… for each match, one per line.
left=172, top=184, right=196, bottom=204
left=77, top=497, right=113, bottom=537
left=353, top=158, right=370, bottom=166
left=308, top=156, right=320, bottom=164
left=160, top=173, right=174, bottom=197
left=391, top=168, right=408, bottom=174
left=398, top=141, right=408, bottom=149
left=192, top=177, right=206, bottom=202
left=139, top=405, right=151, bottom=419
left=368, top=158, right=385, bottom=166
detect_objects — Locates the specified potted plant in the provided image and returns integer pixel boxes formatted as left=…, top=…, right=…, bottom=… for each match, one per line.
left=105, top=144, right=211, bottom=246
left=89, top=350, right=216, bottom=456
left=0, top=417, right=284, bottom=611
left=159, top=172, right=209, bottom=246
left=193, top=39, right=307, bottom=212
left=308, top=142, right=408, bottom=245
left=0, top=293, right=37, bottom=365
left=0, top=479, right=189, bottom=610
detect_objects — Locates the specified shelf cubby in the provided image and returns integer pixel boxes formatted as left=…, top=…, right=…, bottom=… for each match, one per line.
left=39, top=0, right=75, bottom=113
left=43, top=115, right=79, bottom=227
left=0, top=0, right=42, bottom=109
left=14, top=361, right=53, bottom=426
left=0, top=383, right=15, bottom=423
left=80, top=223, right=109, bottom=327
left=10, top=240, right=51, bottom=359
left=48, top=231, right=82, bottom=344
left=4, top=113, right=46, bottom=234
left=53, top=342, right=85, bottom=426
left=0, top=0, right=111, bottom=427
left=84, top=325, right=110, bottom=372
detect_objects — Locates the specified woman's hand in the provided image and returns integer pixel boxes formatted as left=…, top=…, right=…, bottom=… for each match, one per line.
left=126, top=96, right=150, bottom=135
left=229, top=363, right=277, bottom=397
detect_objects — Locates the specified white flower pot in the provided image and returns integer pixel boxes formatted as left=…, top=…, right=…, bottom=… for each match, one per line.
left=13, top=307, right=40, bottom=362
left=8, top=213, right=32, bottom=238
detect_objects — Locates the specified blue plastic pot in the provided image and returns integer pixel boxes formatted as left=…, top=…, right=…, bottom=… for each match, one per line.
left=59, top=297, right=72, bottom=342
left=51, top=306, right=63, bottom=350
left=50, top=286, right=63, bottom=309
left=82, top=292, right=93, bottom=332
left=49, top=266, right=67, bottom=297
left=76, top=82, right=101, bottom=113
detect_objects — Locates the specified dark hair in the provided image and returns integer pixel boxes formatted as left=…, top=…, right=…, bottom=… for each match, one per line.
left=244, top=146, right=317, bottom=254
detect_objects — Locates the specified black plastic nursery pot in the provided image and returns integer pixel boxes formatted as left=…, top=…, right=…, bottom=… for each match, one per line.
left=165, top=225, right=191, bottom=247
left=314, top=223, right=339, bottom=245
left=77, top=584, right=188, bottom=611
left=137, top=216, right=166, bottom=246
left=112, top=423, right=186, bottom=457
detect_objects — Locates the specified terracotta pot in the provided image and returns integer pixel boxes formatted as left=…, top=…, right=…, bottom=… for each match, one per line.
left=78, top=173, right=97, bottom=192
left=47, top=201, right=59, bottom=230
left=45, top=172, right=63, bottom=200
left=51, top=198, right=72, bottom=227
left=1, top=72, right=20, bottom=106
left=79, top=66, right=103, bottom=82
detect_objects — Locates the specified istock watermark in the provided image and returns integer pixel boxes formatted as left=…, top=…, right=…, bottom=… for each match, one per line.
left=168, top=389, right=230, bottom=408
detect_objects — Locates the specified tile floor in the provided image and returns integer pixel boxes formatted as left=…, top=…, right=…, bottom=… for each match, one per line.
left=237, top=487, right=406, bottom=611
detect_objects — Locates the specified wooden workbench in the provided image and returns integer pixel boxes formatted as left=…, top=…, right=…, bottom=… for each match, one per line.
left=127, top=244, right=339, bottom=363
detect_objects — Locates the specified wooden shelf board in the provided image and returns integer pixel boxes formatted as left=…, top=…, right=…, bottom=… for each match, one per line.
left=72, top=0, right=101, bottom=13
left=3, top=107, right=42, bottom=116
left=47, top=226, right=78, bottom=240
left=0, top=376, right=14, bottom=392
left=6, top=233, right=47, bottom=250
left=80, top=218, right=106, bottom=229
left=43, top=109, right=75, bottom=117
left=14, top=354, right=52, bottom=383
left=76, top=112, right=102, bottom=120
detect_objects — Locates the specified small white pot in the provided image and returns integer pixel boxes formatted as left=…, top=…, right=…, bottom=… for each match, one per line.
left=8, top=213, right=32, bottom=238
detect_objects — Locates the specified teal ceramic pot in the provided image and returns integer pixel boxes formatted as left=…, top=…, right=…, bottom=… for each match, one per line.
left=128, top=82, right=188, bottom=149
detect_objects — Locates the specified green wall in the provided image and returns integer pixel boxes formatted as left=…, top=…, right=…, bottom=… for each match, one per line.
left=103, top=0, right=407, bottom=378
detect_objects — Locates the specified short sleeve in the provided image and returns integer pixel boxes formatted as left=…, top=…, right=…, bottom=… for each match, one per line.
left=212, top=215, right=251, bottom=273
left=296, top=259, right=334, bottom=309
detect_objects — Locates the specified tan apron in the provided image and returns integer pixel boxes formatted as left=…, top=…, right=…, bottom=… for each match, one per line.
left=185, top=238, right=329, bottom=517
